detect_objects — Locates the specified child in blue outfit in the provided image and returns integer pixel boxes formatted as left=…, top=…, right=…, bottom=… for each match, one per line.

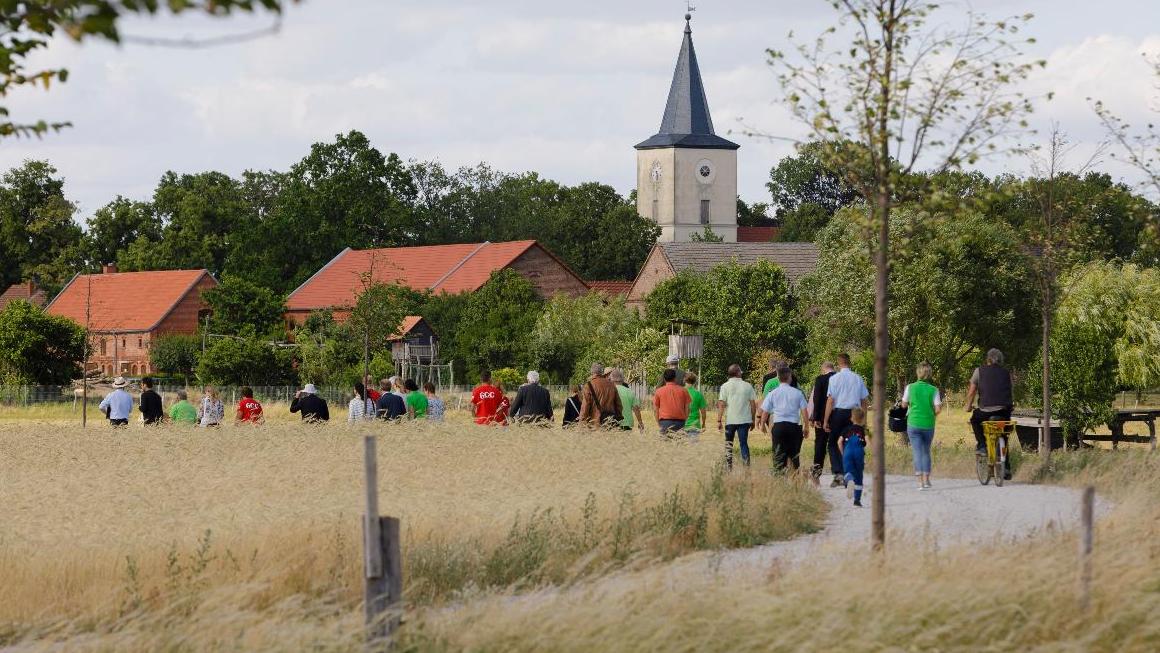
left=838, top=407, right=869, bottom=507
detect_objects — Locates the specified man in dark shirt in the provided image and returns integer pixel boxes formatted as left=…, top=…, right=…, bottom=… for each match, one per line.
left=139, top=377, right=164, bottom=425
left=376, top=379, right=406, bottom=420
left=809, top=362, right=836, bottom=481
left=510, top=370, right=553, bottom=423
left=290, top=383, right=330, bottom=422
left=965, top=348, right=1014, bottom=476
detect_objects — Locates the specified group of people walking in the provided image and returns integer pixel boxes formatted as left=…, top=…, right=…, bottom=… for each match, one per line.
left=94, top=346, right=1018, bottom=496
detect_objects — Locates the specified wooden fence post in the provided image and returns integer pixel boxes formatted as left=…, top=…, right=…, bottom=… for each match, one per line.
left=1078, top=486, right=1094, bottom=612
left=363, top=434, right=402, bottom=646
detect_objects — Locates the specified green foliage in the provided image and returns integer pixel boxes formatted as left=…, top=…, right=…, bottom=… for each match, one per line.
left=0, top=0, right=286, bottom=139
left=292, top=312, right=362, bottom=387
left=149, top=335, right=201, bottom=382
left=767, top=141, right=861, bottom=240
left=689, top=225, right=724, bottom=242
left=800, top=206, right=1040, bottom=392
left=1031, top=263, right=1160, bottom=439
left=491, top=367, right=524, bottom=390
left=196, top=337, right=297, bottom=387
left=454, top=269, right=544, bottom=378
left=645, top=261, right=807, bottom=385
left=0, top=160, right=83, bottom=291
left=83, top=196, right=159, bottom=269
left=575, top=326, right=669, bottom=386
left=345, top=281, right=410, bottom=373
left=528, top=293, right=643, bottom=382
left=0, top=300, right=84, bottom=384
left=201, top=275, right=286, bottom=337
left=736, top=197, right=774, bottom=227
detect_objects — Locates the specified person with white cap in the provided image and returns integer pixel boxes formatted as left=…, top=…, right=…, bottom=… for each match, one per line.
left=290, top=383, right=330, bottom=422
left=657, top=354, right=687, bottom=388
left=98, top=376, right=133, bottom=427
left=510, top=370, right=553, bottom=423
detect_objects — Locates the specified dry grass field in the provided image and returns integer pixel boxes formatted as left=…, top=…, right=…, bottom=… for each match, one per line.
left=2, top=400, right=1158, bottom=651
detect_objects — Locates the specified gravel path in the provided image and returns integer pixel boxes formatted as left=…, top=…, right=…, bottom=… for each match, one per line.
left=709, top=473, right=1112, bottom=576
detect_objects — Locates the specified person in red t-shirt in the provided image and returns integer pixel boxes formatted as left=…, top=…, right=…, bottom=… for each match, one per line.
left=471, top=370, right=503, bottom=425
left=235, top=386, right=265, bottom=424
left=365, top=375, right=382, bottom=402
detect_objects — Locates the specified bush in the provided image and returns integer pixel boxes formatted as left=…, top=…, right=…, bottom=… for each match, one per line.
left=149, top=334, right=201, bottom=382
left=196, top=337, right=297, bottom=386
left=0, top=300, right=84, bottom=384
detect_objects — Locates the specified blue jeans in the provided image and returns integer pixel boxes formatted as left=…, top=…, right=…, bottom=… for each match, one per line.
left=907, top=426, right=935, bottom=474
left=842, top=443, right=865, bottom=502
left=724, top=423, right=751, bottom=469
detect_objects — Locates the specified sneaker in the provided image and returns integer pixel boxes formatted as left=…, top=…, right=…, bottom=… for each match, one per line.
left=853, top=499, right=862, bottom=507
left=830, top=477, right=844, bottom=488
left=923, top=480, right=932, bottom=489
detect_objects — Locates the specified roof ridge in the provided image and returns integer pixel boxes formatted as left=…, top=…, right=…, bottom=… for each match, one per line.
left=429, top=241, right=491, bottom=292
left=288, top=247, right=352, bottom=301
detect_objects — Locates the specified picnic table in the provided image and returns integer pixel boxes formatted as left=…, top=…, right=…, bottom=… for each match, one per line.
left=1013, top=408, right=1159, bottom=451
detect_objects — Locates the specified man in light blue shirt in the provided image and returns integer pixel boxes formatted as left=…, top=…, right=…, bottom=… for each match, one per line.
left=759, top=367, right=810, bottom=472
left=716, top=364, right=756, bottom=469
left=822, top=354, right=869, bottom=487
left=98, top=376, right=133, bottom=427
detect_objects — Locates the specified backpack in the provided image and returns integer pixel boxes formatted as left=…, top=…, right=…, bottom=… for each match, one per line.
left=888, top=403, right=908, bottom=433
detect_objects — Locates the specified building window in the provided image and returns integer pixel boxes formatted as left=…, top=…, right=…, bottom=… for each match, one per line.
left=122, top=338, right=126, bottom=349
left=138, top=337, right=143, bottom=349
left=100, top=339, right=107, bottom=355
left=652, top=199, right=659, bottom=220
left=700, top=200, right=710, bottom=224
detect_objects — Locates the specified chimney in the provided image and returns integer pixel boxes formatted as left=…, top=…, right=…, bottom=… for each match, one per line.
left=102, top=263, right=118, bottom=275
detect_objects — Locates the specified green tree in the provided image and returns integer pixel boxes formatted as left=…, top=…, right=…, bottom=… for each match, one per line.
left=455, top=269, right=544, bottom=377
left=347, top=281, right=410, bottom=384
left=737, top=197, right=774, bottom=227
left=293, top=311, right=362, bottom=387
left=528, top=292, right=642, bottom=382
left=645, top=261, right=807, bottom=385
left=800, top=206, right=1039, bottom=392
left=118, top=171, right=250, bottom=275
left=149, top=334, right=201, bottom=383
left=0, top=160, right=83, bottom=290
left=689, top=225, right=724, bottom=242
left=196, top=336, right=297, bottom=387
left=0, top=300, right=84, bottom=384
left=1030, top=262, right=1160, bottom=444
left=83, top=196, right=160, bottom=269
left=202, top=275, right=287, bottom=337
left=0, top=1, right=287, bottom=139
left=767, top=141, right=861, bottom=241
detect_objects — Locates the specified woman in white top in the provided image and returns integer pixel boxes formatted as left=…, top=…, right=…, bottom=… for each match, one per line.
left=347, top=382, right=376, bottom=422
left=198, top=386, right=225, bottom=428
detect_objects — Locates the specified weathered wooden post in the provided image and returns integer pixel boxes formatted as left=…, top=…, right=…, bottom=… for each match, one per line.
left=363, top=434, right=402, bottom=645
left=1078, top=486, right=1094, bottom=612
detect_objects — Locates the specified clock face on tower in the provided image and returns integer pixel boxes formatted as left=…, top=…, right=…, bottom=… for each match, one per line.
left=695, top=158, right=716, bottom=184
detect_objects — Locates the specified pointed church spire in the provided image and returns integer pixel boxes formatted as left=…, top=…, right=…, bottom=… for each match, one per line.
left=636, top=13, right=739, bottom=150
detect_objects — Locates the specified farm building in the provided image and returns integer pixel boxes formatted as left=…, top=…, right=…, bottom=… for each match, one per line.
left=285, top=240, right=589, bottom=325
left=45, top=266, right=218, bottom=377
left=0, top=281, right=48, bottom=311
left=390, top=316, right=440, bottom=380
left=625, top=242, right=820, bottom=310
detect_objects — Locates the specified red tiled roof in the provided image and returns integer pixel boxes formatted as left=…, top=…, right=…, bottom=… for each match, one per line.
left=387, top=315, right=427, bottom=341
left=587, top=280, right=634, bottom=296
left=737, top=226, right=780, bottom=242
left=0, top=283, right=47, bottom=310
left=46, top=269, right=213, bottom=332
left=287, top=241, right=541, bottom=311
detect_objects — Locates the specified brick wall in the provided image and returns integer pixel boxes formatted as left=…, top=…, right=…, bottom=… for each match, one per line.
left=89, top=331, right=153, bottom=377
left=155, top=274, right=217, bottom=335
left=625, top=247, right=674, bottom=310
left=508, top=245, right=589, bottom=298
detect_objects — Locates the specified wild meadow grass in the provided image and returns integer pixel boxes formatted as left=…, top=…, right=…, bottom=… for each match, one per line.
left=0, top=416, right=824, bottom=651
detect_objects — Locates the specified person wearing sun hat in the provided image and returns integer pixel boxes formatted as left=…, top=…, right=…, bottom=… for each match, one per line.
left=290, top=383, right=330, bottom=422
left=657, top=354, right=686, bottom=388
left=98, top=376, right=133, bottom=427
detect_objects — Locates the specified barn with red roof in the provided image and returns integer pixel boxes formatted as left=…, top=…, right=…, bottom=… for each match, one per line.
left=45, top=265, right=217, bottom=377
left=285, top=240, right=589, bottom=325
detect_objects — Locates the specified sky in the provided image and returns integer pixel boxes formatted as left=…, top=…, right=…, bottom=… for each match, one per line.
left=1, top=0, right=1158, bottom=219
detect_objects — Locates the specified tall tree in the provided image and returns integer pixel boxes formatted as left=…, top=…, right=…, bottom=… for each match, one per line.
left=768, top=140, right=861, bottom=241
left=201, top=275, right=287, bottom=338
left=0, top=160, right=83, bottom=290
left=769, top=0, right=1040, bottom=548
left=83, top=196, right=160, bottom=269
left=0, top=300, right=85, bottom=384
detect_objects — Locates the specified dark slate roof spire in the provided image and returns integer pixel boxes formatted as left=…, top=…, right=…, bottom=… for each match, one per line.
left=636, top=13, right=739, bottom=151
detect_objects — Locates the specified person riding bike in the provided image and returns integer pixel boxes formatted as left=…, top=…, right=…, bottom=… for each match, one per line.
left=965, top=348, right=1014, bottom=480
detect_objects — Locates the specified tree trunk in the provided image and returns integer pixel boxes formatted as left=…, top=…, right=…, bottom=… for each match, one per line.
left=1040, top=283, right=1052, bottom=461
left=871, top=191, right=890, bottom=551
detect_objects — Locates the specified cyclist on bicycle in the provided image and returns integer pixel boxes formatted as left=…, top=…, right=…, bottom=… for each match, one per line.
left=965, top=348, right=1014, bottom=479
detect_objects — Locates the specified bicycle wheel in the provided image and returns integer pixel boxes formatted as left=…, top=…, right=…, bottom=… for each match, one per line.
left=994, top=463, right=1005, bottom=487
left=976, top=453, right=991, bottom=485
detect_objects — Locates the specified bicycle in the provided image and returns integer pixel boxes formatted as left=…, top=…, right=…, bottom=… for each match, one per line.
left=976, top=420, right=1015, bottom=487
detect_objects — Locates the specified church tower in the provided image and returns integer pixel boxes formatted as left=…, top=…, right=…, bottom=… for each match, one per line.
left=636, top=13, right=739, bottom=243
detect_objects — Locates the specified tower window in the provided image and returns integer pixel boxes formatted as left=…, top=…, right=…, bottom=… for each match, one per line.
left=700, top=200, right=710, bottom=224
left=652, top=199, right=659, bottom=220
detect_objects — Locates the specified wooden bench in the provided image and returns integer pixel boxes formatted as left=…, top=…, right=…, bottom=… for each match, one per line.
left=1012, top=408, right=1158, bottom=451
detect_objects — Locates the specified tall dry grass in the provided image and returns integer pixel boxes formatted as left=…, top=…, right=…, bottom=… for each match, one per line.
left=0, top=419, right=825, bottom=650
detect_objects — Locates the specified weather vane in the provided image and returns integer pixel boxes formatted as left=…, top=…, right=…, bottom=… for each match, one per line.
left=686, top=2, right=696, bottom=15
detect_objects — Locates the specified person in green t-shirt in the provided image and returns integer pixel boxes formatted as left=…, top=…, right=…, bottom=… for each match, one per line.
left=762, top=376, right=780, bottom=395
left=611, top=369, right=643, bottom=431
left=404, top=379, right=428, bottom=419
left=169, top=389, right=198, bottom=425
left=684, top=373, right=707, bottom=439
left=901, top=362, right=943, bottom=490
